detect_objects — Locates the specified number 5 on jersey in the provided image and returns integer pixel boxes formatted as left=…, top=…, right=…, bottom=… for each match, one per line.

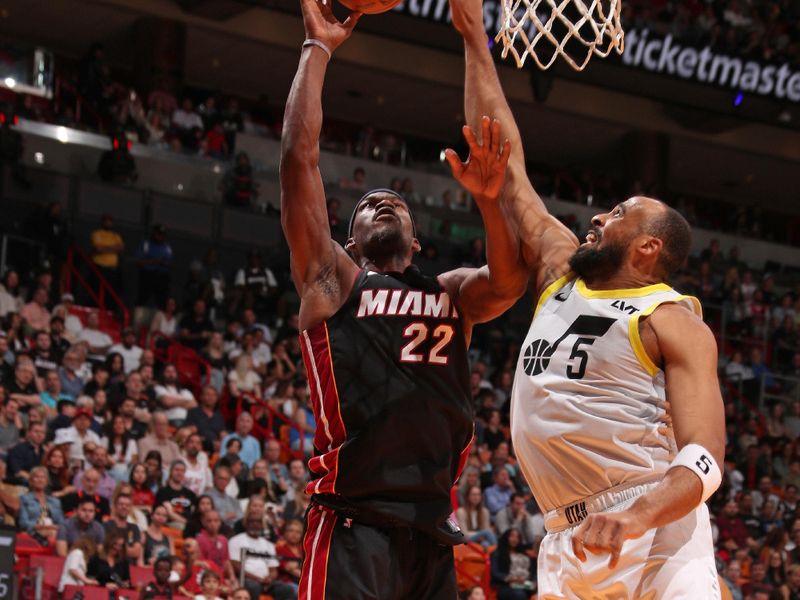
left=401, top=323, right=455, bottom=365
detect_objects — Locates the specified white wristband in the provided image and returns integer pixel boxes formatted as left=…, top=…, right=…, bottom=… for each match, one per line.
left=303, top=38, right=332, bottom=60
left=669, top=443, right=722, bottom=504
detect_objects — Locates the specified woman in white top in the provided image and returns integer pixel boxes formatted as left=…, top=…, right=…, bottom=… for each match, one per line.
left=228, top=354, right=262, bottom=410
left=102, top=415, right=139, bottom=481
left=58, top=536, right=99, bottom=591
left=456, top=485, right=498, bottom=548
left=149, top=296, right=178, bottom=340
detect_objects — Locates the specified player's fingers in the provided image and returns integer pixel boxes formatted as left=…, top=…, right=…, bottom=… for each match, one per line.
left=490, top=119, right=502, bottom=154
left=443, top=148, right=464, bottom=177
left=342, top=11, right=363, bottom=30
left=608, top=545, right=621, bottom=569
left=496, top=139, right=512, bottom=169
left=481, top=115, right=491, bottom=149
left=571, top=534, right=587, bottom=562
left=462, top=125, right=479, bottom=152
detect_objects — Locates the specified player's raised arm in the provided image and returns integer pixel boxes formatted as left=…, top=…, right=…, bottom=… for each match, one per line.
left=450, top=0, right=579, bottom=295
left=571, top=304, right=725, bottom=568
left=280, top=0, right=361, bottom=310
left=439, top=116, right=527, bottom=327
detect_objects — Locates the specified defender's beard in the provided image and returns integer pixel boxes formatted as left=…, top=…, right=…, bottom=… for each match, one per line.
left=569, top=241, right=626, bottom=284
left=360, top=224, right=408, bottom=263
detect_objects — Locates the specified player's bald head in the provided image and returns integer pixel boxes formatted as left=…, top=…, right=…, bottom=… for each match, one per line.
left=636, top=197, right=691, bottom=279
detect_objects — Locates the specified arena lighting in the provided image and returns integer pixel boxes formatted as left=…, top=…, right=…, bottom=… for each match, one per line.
left=33, top=152, right=44, bottom=164
left=733, top=92, right=744, bottom=107
left=3, top=77, right=15, bottom=88
left=55, top=126, right=69, bottom=143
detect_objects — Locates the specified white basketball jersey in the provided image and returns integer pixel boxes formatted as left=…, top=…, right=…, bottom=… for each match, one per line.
left=510, top=273, right=701, bottom=513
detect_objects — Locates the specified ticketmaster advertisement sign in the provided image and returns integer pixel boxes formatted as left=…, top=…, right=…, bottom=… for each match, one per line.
left=390, top=0, right=800, bottom=103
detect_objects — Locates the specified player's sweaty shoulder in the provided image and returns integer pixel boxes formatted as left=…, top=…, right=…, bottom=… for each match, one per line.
left=640, top=302, right=715, bottom=368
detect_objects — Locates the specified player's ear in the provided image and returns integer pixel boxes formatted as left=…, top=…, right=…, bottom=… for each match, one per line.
left=344, top=237, right=356, bottom=252
left=638, top=235, right=662, bottom=258
left=411, top=238, right=421, bottom=254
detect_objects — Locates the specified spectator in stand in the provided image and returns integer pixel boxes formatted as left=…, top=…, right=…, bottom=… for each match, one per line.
left=73, top=445, right=116, bottom=500
left=103, top=492, right=142, bottom=562
left=484, top=467, right=515, bottom=519
left=102, top=414, right=138, bottom=481
left=773, top=315, right=799, bottom=371
left=182, top=432, right=212, bottom=497
left=490, top=528, right=536, bottom=600
left=495, top=493, right=544, bottom=548
left=205, top=122, right=229, bottom=159
left=185, top=385, right=226, bottom=453
left=232, top=251, right=278, bottom=317
left=172, top=98, right=204, bottom=151
left=228, top=355, right=262, bottom=413
left=742, top=561, right=772, bottom=597
left=109, top=327, right=143, bottom=374
left=66, top=408, right=102, bottom=464
left=40, top=370, right=70, bottom=416
left=6, top=356, right=42, bottom=415
left=32, top=330, right=61, bottom=378
left=201, top=334, right=227, bottom=393
left=78, top=312, right=113, bottom=363
left=144, top=451, right=165, bottom=493
left=221, top=98, right=244, bottom=151
left=56, top=497, right=105, bottom=556
left=58, top=350, right=85, bottom=400
left=205, top=463, right=243, bottom=528
left=90, top=213, right=125, bottom=292
left=87, top=530, right=131, bottom=590
left=6, top=421, right=46, bottom=484
left=58, top=536, right=99, bottom=592
left=20, top=287, right=51, bottom=334
left=717, top=498, right=755, bottom=555
left=782, top=565, right=800, bottom=599
left=263, top=439, right=289, bottom=498
left=150, top=296, right=179, bottom=341
left=129, top=462, right=155, bottom=511
left=178, top=298, right=214, bottom=351
left=136, top=224, right=173, bottom=309
left=228, top=512, right=295, bottom=600
left=18, top=465, right=64, bottom=541
left=197, top=509, right=230, bottom=567
left=138, top=412, right=181, bottom=466
left=456, top=485, right=497, bottom=548
left=721, top=560, right=743, bottom=600
left=155, top=459, right=197, bottom=527
left=183, top=494, right=216, bottom=539
left=221, top=152, right=259, bottom=209
left=338, top=166, right=367, bottom=191
left=275, top=518, right=303, bottom=592
left=178, top=537, right=229, bottom=597
left=221, top=411, right=260, bottom=469
left=0, top=397, right=22, bottom=449
left=0, top=269, right=23, bottom=318
left=140, top=556, right=174, bottom=598
left=154, top=363, right=197, bottom=426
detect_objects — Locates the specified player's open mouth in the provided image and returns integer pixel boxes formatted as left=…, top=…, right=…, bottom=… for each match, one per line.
left=585, top=230, right=599, bottom=243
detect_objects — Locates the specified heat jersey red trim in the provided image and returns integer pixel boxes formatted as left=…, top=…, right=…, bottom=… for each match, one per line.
left=299, top=504, right=337, bottom=600
left=301, top=322, right=347, bottom=496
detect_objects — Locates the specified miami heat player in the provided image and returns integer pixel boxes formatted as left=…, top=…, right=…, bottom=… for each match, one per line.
left=279, top=0, right=526, bottom=598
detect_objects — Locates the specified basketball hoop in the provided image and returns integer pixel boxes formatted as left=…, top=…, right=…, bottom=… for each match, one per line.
left=495, top=0, right=625, bottom=72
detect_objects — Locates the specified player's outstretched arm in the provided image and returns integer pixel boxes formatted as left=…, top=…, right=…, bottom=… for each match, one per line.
left=439, top=116, right=527, bottom=326
left=571, top=304, right=725, bottom=568
left=280, top=0, right=361, bottom=311
left=450, top=0, right=579, bottom=295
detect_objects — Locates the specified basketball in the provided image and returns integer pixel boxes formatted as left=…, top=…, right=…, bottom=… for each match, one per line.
left=338, top=0, right=402, bottom=15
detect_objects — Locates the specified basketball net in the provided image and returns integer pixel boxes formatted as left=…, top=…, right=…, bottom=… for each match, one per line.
left=495, top=0, right=625, bottom=71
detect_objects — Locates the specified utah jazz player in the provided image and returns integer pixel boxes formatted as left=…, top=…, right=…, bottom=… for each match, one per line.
left=279, top=0, right=526, bottom=598
left=450, top=0, right=726, bottom=596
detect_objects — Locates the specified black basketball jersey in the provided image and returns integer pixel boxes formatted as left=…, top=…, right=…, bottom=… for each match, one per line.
left=299, top=267, right=474, bottom=534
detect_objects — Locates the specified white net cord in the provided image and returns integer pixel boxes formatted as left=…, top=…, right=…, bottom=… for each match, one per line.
left=496, top=0, right=625, bottom=71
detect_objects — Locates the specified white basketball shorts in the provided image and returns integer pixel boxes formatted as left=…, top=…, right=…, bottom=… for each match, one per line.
left=537, top=496, right=720, bottom=599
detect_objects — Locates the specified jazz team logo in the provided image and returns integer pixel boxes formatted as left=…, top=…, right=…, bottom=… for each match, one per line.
left=523, top=315, right=616, bottom=379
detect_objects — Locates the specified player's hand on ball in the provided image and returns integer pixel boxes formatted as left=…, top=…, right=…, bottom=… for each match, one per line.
left=299, top=0, right=361, bottom=53
left=571, top=510, right=648, bottom=569
left=445, top=116, right=511, bottom=204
